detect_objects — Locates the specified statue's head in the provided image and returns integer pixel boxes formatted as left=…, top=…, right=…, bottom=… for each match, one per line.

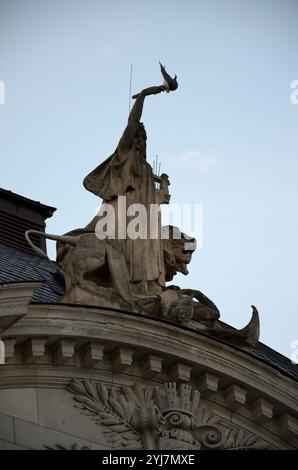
left=133, top=122, right=147, bottom=158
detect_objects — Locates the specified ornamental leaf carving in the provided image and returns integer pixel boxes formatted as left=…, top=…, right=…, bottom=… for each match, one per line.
left=66, top=379, right=271, bottom=451
left=66, top=379, right=143, bottom=449
left=195, top=406, right=221, bottom=427
left=221, top=428, right=271, bottom=450
left=44, top=443, right=90, bottom=450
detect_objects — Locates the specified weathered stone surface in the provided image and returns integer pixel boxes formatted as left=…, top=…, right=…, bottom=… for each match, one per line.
left=80, top=341, right=105, bottom=368
left=196, top=372, right=219, bottom=397
left=14, top=417, right=105, bottom=450
left=0, top=411, right=14, bottom=443
left=278, top=413, right=298, bottom=444
left=252, top=398, right=274, bottom=424
left=0, top=282, right=42, bottom=334
left=225, top=384, right=247, bottom=411
left=112, top=346, right=133, bottom=371
left=0, top=300, right=296, bottom=449
left=140, top=354, right=163, bottom=378
left=36, top=388, right=106, bottom=444
left=54, top=338, right=76, bottom=365
left=2, top=338, right=16, bottom=362
left=0, top=439, right=29, bottom=450
left=165, top=361, right=192, bottom=382
left=2, top=303, right=296, bottom=415
left=0, top=388, right=38, bottom=423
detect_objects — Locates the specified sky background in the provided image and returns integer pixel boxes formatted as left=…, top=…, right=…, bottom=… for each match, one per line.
left=0, top=0, right=297, bottom=358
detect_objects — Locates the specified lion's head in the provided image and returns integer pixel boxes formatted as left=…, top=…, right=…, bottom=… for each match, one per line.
left=162, top=225, right=196, bottom=282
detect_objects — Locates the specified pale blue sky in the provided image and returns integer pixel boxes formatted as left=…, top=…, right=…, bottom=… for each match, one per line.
left=0, top=0, right=297, bottom=358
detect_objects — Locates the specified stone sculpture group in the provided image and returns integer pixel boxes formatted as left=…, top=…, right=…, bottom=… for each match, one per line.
left=26, top=63, right=259, bottom=347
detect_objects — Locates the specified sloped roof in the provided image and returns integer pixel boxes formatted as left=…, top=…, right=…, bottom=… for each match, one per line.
left=0, top=241, right=297, bottom=381
left=0, top=242, right=65, bottom=302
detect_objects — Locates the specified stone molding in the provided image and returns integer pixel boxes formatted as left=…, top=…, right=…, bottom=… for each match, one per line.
left=0, top=298, right=297, bottom=448
left=0, top=282, right=42, bottom=334
left=2, top=303, right=296, bottom=410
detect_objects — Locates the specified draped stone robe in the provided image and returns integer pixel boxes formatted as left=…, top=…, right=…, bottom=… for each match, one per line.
left=83, top=87, right=169, bottom=295
left=83, top=146, right=165, bottom=295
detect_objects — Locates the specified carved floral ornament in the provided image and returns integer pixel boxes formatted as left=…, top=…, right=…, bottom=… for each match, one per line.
left=66, top=379, right=270, bottom=450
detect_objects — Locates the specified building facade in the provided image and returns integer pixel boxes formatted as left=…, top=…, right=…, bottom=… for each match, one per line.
left=0, top=188, right=297, bottom=450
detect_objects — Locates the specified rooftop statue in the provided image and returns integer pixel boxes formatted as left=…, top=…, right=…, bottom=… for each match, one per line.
left=26, top=63, right=259, bottom=349
left=83, top=83, right=173, bottom=296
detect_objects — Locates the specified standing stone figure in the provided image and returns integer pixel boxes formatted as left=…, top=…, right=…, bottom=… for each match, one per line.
left=83, top=85, right=170, bottom=296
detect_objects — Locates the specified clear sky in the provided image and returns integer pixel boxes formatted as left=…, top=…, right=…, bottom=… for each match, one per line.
left=0, top=0, right=297, bottom=358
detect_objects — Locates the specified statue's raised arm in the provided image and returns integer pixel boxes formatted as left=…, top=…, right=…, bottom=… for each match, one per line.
left=117, top=86, right=166, bottom=154
left=83, top=62, right=178, bottom=198
left=117, top=63, right=178, bottom=154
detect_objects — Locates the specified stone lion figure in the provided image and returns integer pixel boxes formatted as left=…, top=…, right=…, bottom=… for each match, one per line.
left=26, top=228, right=134, bottom=310
left=162, top=225, right=196, bottom=281
left=25, top=225, right=219, bottom=324
left=159, top=226, right=220, bottom=324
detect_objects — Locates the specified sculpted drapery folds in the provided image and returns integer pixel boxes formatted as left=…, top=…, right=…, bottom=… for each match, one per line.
left=83, top=86, right=170, bottom=295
